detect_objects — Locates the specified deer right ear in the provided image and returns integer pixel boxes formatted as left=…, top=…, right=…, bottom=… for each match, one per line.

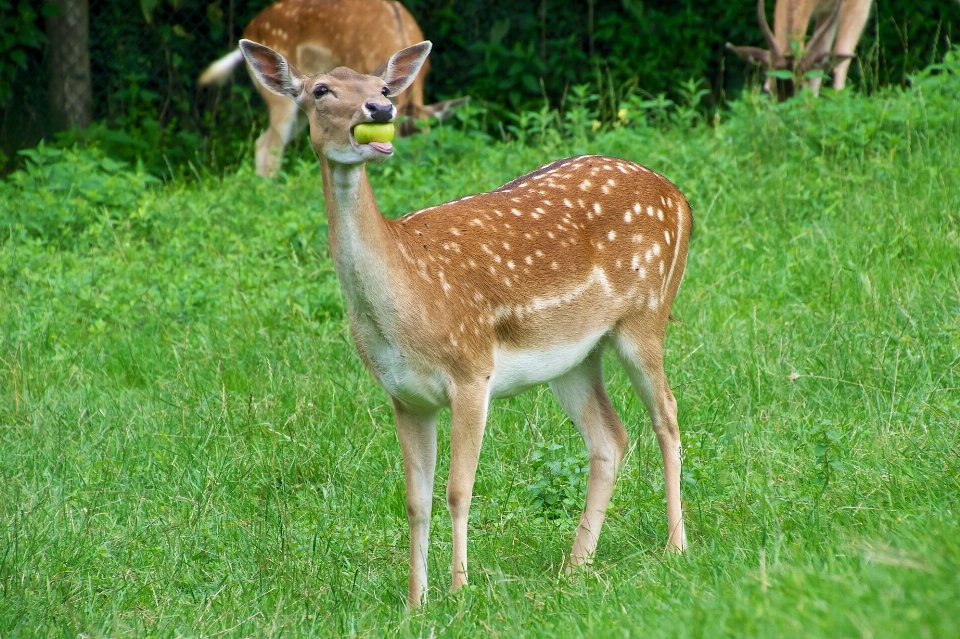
left=380, top=41, right=432, bottom=97
left=726, top=43, right=771, bottom=67
left=240, top=39, right=304, bottom=98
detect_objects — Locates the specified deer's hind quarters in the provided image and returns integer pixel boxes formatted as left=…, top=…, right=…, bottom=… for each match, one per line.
left=242, top=38, right=691, bottom=608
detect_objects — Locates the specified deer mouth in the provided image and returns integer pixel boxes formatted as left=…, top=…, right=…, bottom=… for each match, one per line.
left=350, top=123, right=394, bottom=155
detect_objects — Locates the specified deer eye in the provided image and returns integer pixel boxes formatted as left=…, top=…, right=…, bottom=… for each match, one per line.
left=313, top=84, right=330, bottom=98
left=381, top=86, right=389, bottom=96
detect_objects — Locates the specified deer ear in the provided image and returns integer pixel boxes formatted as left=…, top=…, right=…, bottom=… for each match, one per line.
left=380, top=41, right=432, bottom=97
left=726, top=43, right=771, bottom=67
left=240, top=39, right=304, bottom=98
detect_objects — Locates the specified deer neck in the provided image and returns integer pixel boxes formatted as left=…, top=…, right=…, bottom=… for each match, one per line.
left=320, top=157, right=403, bottom=324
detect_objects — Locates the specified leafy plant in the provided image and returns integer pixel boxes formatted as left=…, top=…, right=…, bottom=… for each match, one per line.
left=527, top=442, right=589, bottom=520
left=0, top=142, right=159, bottom=244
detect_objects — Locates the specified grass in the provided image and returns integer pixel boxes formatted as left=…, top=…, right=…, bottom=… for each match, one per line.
left=1, top=72, right=959, bottom=636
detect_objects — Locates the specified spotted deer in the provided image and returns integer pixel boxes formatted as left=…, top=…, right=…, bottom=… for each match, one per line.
left=728, top=0, right=873, bottom=100
left=199, top=0, right=465, bottom=177
left=239, top=37, right=692, bottom=606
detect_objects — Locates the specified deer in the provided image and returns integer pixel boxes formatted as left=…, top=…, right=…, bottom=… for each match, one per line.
left=238, top=36, right=692, bottom=607
left=727, top=0, right=873, bottom=101
left=199, top=0, right=466, bottom=177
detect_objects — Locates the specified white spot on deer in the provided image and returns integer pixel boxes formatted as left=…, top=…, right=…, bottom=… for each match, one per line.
left=535, top=207, right=545, bottom=215
left=645, top=249, right=653, bottom=263
left=481, top=244, right=492, bottom=254
left=596, top=242, right=604, bottom=250
left=531, top=212, right=540, bottom=220
left=579, top=180, right=592, bottom=191
left=608, top=230, right=616, bottom=241
left=653, top=243, right=661, bottom=257
left=664, top=231, right=671, bottom=244
left=504, top=277, right=512, bottom=287
left=502, top=242, right=511, bottom=250
left=624, top=211, right=633, bottom=223
left=617, top=165, right=628, bottom=174
left=524, top=233, right=532, bottom=240
left=488, top=266, right=496, bottom=275
left=535, top=249, right=544, bottom=257
left=551, top=262, right=558, bottom=270
left=638, top=266, right=647, bottom=279
left=593, top=202, right=602, bottom=215
left=659, top=261, right=665, bottom=275
left=524, top=255, right=533, bottom=265
left=660, top=196, right=666, bottom=205
left=648, top=295, right=659, bottom=310
left=657, top=209, right=664, bottom=221
left=601, top=185, right=610, bottom=194
left=616, top=259, right=622, bottom=268
left=471, top=218, right=483, bottom=227
left=667, top=197, right=672, bottom=208
left=632, top=254, right=640, bottom=270
left=547, top=232, right=555, bottom=239
left=507, top=260, right=515, bottom=270
left=468, top=258, right=477, bottom=268
left=543, top=199, right=552, bottom=206
left=578, top=199, right=586, bottom=208
left=564, top=199, right=573, bottom=208
left=647, top=205, right=654, bottom=216
left=450, top=227, right=461, bottom=236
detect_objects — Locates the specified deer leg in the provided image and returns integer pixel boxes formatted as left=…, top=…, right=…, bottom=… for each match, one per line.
left=615, top=332, right=687, bottom=553
left=548, top=348, right=628, bottom=571
left=255, top=91, right=299, bottom=177
left=446, top=380, right=490, bottom=591
left=832, top=0, right=872, bottom=90
left=392, top=399, right=438, bottom=607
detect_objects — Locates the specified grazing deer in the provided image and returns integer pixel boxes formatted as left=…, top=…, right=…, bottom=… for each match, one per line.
left=728, top=0, right=873, bottom=100
left=239, top=37, right=692, bottom=606
left=199, top=0, right=466, bottom=177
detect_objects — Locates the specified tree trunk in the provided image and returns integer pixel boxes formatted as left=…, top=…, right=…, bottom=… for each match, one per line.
left=47, top=0, right=91, bottom=131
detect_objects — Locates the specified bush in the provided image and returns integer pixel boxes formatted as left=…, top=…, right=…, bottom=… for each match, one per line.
left=0, top=142, right=160, bottom=244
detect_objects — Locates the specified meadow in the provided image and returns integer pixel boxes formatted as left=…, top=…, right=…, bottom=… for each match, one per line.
left=1, top=56, right=959, bottom=636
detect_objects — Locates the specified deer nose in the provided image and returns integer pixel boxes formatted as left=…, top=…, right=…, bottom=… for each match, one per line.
left=366, top=102, right=394, bottom=122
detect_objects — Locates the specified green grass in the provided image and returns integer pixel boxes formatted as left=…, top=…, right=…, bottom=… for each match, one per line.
left=2, top=75, right=959, bottom=636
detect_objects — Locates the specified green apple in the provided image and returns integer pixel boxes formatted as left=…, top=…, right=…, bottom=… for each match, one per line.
left=354, top=122, right=395, bottom=144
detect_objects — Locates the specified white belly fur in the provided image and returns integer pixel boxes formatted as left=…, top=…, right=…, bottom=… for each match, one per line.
left=489, top=329, right=607, bottom=399
left=364, top=325, right=608, bottom=407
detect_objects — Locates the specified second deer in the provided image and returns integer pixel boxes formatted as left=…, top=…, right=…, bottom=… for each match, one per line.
left=240, top=37, right=693, bottom=606
left=200, top=0, right=465, bottom=177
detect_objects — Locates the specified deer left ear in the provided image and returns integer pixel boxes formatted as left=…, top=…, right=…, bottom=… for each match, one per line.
left=380, top=41, right=432, bottom=97
left=726, top=43, right=771, bottom=67
left=240, top=39, right=304, bottom=98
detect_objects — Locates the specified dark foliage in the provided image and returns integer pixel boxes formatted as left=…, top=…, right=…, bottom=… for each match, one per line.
left=1, top=0, right=957, bottom=175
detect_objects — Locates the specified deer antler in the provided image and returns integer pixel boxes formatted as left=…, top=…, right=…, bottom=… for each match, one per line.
left=798, top=0, right=845, bottom=73
left=757, top=0, right=781, bottom=62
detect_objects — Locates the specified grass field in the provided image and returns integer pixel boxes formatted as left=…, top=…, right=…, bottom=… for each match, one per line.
left=2, top=67, right=959, bottom=636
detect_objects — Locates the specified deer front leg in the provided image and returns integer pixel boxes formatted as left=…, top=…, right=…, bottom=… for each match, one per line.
left=392, top=399, right=438, bottom=607
left=446, top=381, right=490, bottom=591
left=254, top=91, right=300, bottom=177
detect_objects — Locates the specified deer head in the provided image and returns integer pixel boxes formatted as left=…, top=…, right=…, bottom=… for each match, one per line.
left=727, top=0, right=856, bottom=100
left=239, top=39, right=430, bottom=166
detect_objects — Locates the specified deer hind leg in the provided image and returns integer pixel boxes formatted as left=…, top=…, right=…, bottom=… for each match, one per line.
left=446, top=380, right=491, bottom=592
left=549, top=347, right=629, bottom=571
left=255, top=90, right=300, bottom=177
left=832, top=0, right=873, bottom=90
left=614, top=328, right=687, bottom=553
left=392, top=399, right=438, bottom=608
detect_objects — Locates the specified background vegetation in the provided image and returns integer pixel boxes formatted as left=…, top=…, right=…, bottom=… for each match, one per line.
left=2, top=0, right=959, bottom=175
left=1, top=44, right=958, bottom=635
